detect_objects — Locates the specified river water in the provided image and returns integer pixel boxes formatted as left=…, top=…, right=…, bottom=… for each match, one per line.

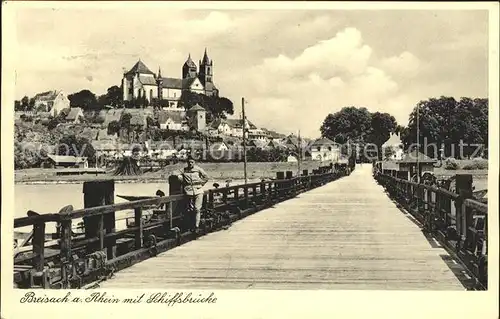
left=14, top=179, right=258, bottom=234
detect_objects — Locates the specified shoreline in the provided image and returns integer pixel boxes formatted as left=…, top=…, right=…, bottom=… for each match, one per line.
left=15, top=176, right=261, bottom=185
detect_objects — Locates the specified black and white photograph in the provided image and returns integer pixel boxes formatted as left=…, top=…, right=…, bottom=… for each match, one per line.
left=1, top=1, right=498, bottom=318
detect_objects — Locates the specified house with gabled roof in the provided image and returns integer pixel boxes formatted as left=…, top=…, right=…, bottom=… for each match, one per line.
left=44, top=155, right=88, bottom=168
left=65, top=107, right=84, bottom=123
left=382, top=132, right=404, bottom=160
left=33, top=90, right=70, bottom=117
left=309, top=137, right=340, bottom=162
left=158, top=110, right=186, bottom=131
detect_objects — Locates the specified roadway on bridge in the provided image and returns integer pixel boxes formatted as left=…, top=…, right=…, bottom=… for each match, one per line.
left=99, top=164, right=466, bottom=290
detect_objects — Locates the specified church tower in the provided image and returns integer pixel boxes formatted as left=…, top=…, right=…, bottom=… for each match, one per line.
left=199, top=48, right=213, bottom=86
left=182, top=54, right=197, bottom=79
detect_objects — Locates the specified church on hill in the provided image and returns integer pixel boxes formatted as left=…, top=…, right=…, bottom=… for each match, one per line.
left=121, top=49, right=219, bottom=110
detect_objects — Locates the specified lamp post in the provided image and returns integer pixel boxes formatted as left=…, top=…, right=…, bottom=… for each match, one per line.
left=242, top=97, right=248, bottom=185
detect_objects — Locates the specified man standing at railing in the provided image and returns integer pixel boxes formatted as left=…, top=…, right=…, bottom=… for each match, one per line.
left=176, top=156, right=209, bottom=236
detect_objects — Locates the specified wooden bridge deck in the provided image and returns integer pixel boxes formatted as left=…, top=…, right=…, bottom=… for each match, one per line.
left=99, top=164, right=467, bottom=290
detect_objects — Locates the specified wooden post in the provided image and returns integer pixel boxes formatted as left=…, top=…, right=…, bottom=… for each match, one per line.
left=169, top=174, right=185, bottom=230
left=455, top=174, right=473, bottom=245
left=83, top=180, right=115, bottom=258
left=244, top=186, right=249, bottom=208
left=260, top=181, right=266, bottom=202
left=134, top=207, right=143, bottom=249
left=33, top=221, right=46, bottom=272
left=58, top=205, right=73, bottom=262
left=234, top=187, right=239, bottom=201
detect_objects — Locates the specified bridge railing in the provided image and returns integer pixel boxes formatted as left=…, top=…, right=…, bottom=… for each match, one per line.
left=14, top=164, right=350, bottom=289
left=374, top=170, right=488, bottom=290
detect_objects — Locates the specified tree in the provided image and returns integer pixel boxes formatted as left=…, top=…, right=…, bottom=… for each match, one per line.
left=119, top=113, right=132, bottom=141
left=320, top=106, right=373, bottom=143
left=68, top=89, right=98, bottom=110
left=15, top=100, right=22, bottom=111
left=107, top=120, right=120, bottom=136
left=179, top=91, right=234, bottom=120
left=401, top=96, right=488, bottom=158
left=105, top=85, right=123, bottom=107
left=365, top=112, right=397, bottom=158
left=20, top=96, right=30, bottom=111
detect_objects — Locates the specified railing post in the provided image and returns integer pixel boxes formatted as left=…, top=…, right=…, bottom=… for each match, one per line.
left=169, top=174, right=185, bottom=230
left=58, top=205, right=73, bottom=288
left=244, top=186, right=249, bottom=208
left=83, top=180, right=115, bottom=259
left=455, top=174, right=473, bottom=249
left=33, top=221, right=46, bottom=272
left=134, top=207, right=143, bottom=249
left=260, top=181, right=266, bottom=203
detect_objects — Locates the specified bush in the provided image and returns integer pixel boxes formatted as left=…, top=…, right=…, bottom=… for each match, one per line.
left=444, top=158, right=459, bottom=170
left=462, top=160, right=488, bottom=170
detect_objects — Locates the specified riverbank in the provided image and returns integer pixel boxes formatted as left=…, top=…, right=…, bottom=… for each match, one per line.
left=15, top=161, right=333, bottom=185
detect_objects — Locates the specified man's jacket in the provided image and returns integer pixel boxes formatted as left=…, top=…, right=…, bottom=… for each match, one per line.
left=179, top=165, right=209, bottom=195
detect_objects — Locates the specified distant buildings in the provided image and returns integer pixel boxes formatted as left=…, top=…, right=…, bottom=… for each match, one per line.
left=121, top=49, right=218, bottom=110
left=44, top=155, right=88, bottom=168
left=33, top=90, right=70, bottom=117
left=309, top=137, right=341, bottom=162
left=382, top=132, right=404, bottom=160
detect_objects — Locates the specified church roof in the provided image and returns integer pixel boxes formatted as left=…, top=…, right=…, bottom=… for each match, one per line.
left=204, top=81, right=217, bottom=91
left=138, top=75, right=157, bottom=86
left=201, top=48, right=211, bottom=64
left=125, top=60, right=155, bottom=75
left=160, top=77, right=199, bottom=90
left=34, top=90, right=61, bottom=102
left=183, top=54, right=196, bottom=68
left=162, top=77, right=183, bottom=89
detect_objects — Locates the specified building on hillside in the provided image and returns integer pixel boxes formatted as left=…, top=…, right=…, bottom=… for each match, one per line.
left=121, top=49, right=219, bottom=109
left=310, top=137, right=340, bottom=162
left=144, top=141, right=177, bottom=159
left=95, top=128, right=117, bottom=141
left=187, top=104, right=206, bottom=131
left=93, top=141, right=120, bottom=158
left=264, top=129, right=286, bottom=142
left=158, top=110, right=186, bottom=131
left=207, top=118, right=232, bottom=136
left=210, top=142, right=229, bottom=152
left=282, top=134, right=300, bottom=150
left=248, top=128, right=269, bottom=141
left=65, top=107, right=84, bottom=123
left=33, top=90, right=70, bottom=117
left=44, top=155, right=88, bottom=168
left=267, top=140, right=286, bottom=149
left=382, top=132, right=404, bottom=160
left=102, top=109, right=125, bottom=125
left=227, top=118, right=257, bottom=137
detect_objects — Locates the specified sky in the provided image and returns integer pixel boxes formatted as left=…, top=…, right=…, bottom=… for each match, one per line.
left=13, top=7, right=489, bottom=138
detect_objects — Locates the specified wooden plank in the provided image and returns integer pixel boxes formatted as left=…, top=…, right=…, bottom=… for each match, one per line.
left=32, top=222, right=46, bottom=271
left=100, top=165, right=466, bottom=290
